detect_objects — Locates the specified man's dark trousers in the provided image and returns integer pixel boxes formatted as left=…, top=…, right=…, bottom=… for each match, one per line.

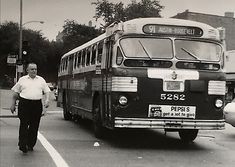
left=18, top=97, right=43, bottom=148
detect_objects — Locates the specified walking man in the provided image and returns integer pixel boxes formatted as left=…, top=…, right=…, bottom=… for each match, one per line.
left=10, top=62, right=50, bottom=153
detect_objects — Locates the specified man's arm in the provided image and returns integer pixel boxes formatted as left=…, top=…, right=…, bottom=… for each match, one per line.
left=10, top=92, right=19, bottom=114
left=44, top=92, right=50, bottom=108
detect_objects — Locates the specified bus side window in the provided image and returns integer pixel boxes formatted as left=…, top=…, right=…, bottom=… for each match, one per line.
left=86, top=47, right=91, bottom=66
left=97, top=42, right=103, bottom=64
left=68, top=55, right=74, bottom=75
left=60, top=60, right=63, bottom=72
left=77, top=51, right=81, bottom=68
left=91, top=44, right=97, bottom=65
left=81, top=50, right=85, bottom=67
left=63, top=59, right=65, bottom=71
left=61, top=59, right=63, bottom=71
left=65, top=57, right=68, bottom=71
left=116, top=46, right=124, bottom=65
left=74, top=53, right=77, bottom=69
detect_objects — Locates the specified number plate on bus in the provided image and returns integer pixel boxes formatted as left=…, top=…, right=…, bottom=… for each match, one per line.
left=148, top=104, right=196, bottom=119
left=166, top=81, right=181, bottom=90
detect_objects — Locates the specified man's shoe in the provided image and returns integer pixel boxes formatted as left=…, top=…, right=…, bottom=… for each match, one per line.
left=27, top=146, right=34, bottom=151
left=19, top=146, right=28, bottom=153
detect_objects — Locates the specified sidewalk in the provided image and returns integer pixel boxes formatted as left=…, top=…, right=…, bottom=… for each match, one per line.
left=0, top=89, right=62, bottom=118
left=0, top=89, right=17, bottom=117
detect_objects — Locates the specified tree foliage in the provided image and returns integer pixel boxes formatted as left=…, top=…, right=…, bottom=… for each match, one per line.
left=0, top=21, right=63, bottom=86
left=0, top=22, right=19, bottom=55
left=61, top=20, right=102, bottom=52
left=1, top=0, right=164, bottom=86
left=92, top=0, right=164, bottom=27
left=0, top=22, right=19, bottom=86
left=0, top=20, right=102, bottom=87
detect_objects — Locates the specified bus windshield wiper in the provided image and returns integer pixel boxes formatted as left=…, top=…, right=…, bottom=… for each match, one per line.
left=181, top=47, right=201, bottom=62
left=138, top=40, right=152, bottom=60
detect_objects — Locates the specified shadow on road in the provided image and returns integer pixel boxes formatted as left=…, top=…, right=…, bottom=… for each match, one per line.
left=71, top=118, right=203, bottom=151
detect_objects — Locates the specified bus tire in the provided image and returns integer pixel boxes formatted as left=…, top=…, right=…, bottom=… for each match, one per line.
left=93, top=97, right=104, bottom=138
left=178, top=129, right=198, bottom=143
left=63, top=93, right=72, bottom=120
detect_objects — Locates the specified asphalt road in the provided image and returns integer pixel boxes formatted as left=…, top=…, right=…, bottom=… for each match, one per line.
left=1, top=89, right=235, bottom=167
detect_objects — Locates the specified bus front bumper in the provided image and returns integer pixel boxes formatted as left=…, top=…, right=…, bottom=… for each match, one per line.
left=114, top=117, right=225, bottom=130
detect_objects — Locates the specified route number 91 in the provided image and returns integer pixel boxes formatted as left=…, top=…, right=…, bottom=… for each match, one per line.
left=160, top=94, right=185, bottom=101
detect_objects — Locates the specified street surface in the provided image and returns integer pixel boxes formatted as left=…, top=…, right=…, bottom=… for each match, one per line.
left=1, top=88, right=235, bottom=167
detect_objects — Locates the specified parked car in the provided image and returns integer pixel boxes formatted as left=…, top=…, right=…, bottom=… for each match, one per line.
left=224, top=98, right=235, bottom=127
left=54, top=86, right=58, bottom=101
left=47, top=82, right=55, bottom=91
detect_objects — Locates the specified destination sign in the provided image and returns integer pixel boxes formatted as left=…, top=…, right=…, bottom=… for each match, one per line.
left=143, top=24, right=203, bottom=37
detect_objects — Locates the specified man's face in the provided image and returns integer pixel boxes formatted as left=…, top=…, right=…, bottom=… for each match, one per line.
left=27, top=64, right=37, bottom=78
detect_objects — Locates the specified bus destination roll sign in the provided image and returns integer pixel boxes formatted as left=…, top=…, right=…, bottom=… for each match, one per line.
left=143, top=24, right=203, bottom=37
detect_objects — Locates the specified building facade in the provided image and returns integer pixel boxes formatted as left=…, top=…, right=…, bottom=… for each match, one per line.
left=172, top=10, right=235, bottom=50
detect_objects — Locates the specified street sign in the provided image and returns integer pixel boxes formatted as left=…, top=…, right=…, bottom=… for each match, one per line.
left=7, top=55, right=17, bottom=65
left=17, top=65, right=23, bottom=73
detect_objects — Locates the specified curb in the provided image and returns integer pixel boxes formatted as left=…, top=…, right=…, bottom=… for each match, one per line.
left=0, top=115, right=18, bottom=118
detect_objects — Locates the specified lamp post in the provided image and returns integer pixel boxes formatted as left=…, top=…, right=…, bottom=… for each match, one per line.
left=17, top=0, right=44, bottom=81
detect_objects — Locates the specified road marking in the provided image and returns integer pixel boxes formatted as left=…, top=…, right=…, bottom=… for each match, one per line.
left=38, top=132, right=69, bottom=167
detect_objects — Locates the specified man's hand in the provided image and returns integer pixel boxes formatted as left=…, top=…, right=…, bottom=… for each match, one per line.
left=10, top=105, right=16, bottom=114
left=44, top=100, right=49, bottom=108
left=11, top=92, right=19, bottom=114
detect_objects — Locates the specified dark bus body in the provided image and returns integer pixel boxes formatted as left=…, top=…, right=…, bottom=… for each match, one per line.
left=57, top=18, right=226, bottom=142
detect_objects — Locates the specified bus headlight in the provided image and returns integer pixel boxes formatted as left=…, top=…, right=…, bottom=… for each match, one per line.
left=215, top=99, right=223, bottom=108
left=119, top=96, right=128, bottom=105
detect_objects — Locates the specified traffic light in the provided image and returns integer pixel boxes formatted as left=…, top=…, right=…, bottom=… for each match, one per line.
left=22, top=41, right=29, bottom=62
left=21, top=41, right=31, bottom=75
left=22, top=41, right=30, bottom=64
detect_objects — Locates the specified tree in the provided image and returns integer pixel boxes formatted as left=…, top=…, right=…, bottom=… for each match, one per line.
left=92, top=0, right=116, bottom=25
left=126, top=0, right=164, bottom=20
left=0, top=21, right=63, bottom=86
left=61, top=19, right=102, bottom=52
left=0, top=22, right=20, bottom=86
left=46, top=41, right=64, bottom=82
left=113, top=2, right=126, bottom=22
left=92, top=0, right=164, bottom=28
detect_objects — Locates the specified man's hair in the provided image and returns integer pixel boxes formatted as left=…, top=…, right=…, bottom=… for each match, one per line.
left=26, top=62, right=37, bottom=68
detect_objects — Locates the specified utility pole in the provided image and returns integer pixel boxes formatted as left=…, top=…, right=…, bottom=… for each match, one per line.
left=0, top=0, right=1, bottom=24
left=17, top=0, right=23, bottom=80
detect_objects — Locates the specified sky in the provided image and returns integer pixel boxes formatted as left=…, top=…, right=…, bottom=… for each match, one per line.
left=1, top=0, right=235, bottom=41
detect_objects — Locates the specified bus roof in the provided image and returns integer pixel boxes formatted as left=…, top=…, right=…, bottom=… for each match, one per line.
left=123, top=17, right=216, bottom=29
left=120, top=18, right=219, bottom=39
left=62, top=33, right=107, bottom=58
left=61, top=17, right=220, bottom=59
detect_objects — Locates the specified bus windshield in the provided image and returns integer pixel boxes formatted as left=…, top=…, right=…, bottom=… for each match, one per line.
left=175, top=40, right=222, bottom=62
left=120, top=38, right=173, bottom=59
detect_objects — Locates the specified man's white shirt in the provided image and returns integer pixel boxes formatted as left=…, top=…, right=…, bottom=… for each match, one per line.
left=12, top=75, right=50, bottom=100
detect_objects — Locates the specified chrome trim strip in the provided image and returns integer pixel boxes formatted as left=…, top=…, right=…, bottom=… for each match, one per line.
left=114, top=117, right=225, bottom=130
left=71, top=105, right=92, bottom=112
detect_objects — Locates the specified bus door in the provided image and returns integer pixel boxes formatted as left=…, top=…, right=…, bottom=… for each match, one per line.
left=103, top=38, right=113, bottom=123
left=67, top=55, right=74, bottom=107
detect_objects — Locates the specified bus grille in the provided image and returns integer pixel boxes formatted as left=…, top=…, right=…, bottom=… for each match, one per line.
left=208, top=80, right=226, bottom=95
left=108, top=77, right=138, bottom=92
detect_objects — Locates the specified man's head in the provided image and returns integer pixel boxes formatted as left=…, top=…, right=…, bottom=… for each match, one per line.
left=26, top=62, right=37, bottom=78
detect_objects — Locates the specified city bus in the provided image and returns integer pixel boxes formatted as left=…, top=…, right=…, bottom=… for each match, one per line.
left=57, top=18, right=226, bottom=142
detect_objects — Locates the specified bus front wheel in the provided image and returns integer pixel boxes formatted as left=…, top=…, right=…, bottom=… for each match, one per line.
left=178, top=129, right=198, bottom=143
left=93, top=97, right=104, bottom=138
